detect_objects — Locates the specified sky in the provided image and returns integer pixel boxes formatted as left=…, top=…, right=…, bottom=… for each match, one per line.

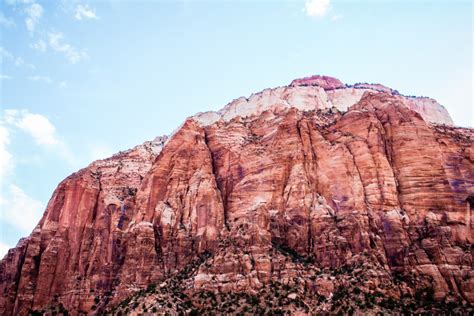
left=0, top=0, right=472, bottom=257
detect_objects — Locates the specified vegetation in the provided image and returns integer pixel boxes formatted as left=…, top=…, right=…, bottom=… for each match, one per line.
left=105, top=243, right=471, bottom=315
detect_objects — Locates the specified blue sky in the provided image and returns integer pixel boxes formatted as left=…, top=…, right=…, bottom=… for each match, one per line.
left=0, top=0, right=472, bottom=256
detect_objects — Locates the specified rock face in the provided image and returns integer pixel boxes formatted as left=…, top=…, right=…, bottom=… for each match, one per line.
left=0, top=137, right=167, bottom=314
left=194, top=75, right=454, bottom=126
left=0, top=75, right=471, bottom=315
left=290, top=74, right=346, bottom=89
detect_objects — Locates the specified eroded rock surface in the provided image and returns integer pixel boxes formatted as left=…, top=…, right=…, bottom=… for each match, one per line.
left=195, top=75, right=454, bottom=126
left=0, top=75, right=471, bottom=315
left=0, top=137, right=167, bottom=315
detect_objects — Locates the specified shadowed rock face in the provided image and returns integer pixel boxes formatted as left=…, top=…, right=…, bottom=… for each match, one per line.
left=0, top=76, right=471, bottom=315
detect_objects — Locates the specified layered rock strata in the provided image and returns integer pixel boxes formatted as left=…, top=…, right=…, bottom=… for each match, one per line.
left=0, top=75, right=471, bottom=315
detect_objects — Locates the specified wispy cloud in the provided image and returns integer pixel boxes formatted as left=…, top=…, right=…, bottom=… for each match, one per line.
left=0, top=47, right=14, bottom=61
left=0, top=12, right=15, bottom=28
left=1, top=109, right=63, bottom=183
left=74, top=4, right=98, bottom=21
left=0, top=124, right=13, bottom=179
left=59, top=81, right=67, bottom=88
left=0, top=46, right=36, bottom=69
left=48, top=31, right=88, bottom=63
left=2, top=109, right=78, bottom=166
left=5, top=2, right=90, bottom=64
left=331, top=14, right=343, bottom=21
left=0, top=109, right=77, bottom=251
left=0, top=74, right=12, bottom=80
left=0, top=111, right=45, bottom=257
left=30, top=39, right=47, bottom=52
left=24, top=2, right=43, bottom=33
left=4, top=109, right=59, bottom=145
left=28, top=75, right=53, bottom=84
left=304, top=0, right=331, bottom=17
left=0, top=184, right=44, bottom=233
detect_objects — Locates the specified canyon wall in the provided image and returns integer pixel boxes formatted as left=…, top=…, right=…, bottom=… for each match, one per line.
left=0, top=76, right=471, bottom=315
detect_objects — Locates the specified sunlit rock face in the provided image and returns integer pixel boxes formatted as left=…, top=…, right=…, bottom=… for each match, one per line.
left=0, top=137, right=168, bottom=315
left=194, top=75, right=454, bottom=126
left=0, top=75, right=471, bottom=315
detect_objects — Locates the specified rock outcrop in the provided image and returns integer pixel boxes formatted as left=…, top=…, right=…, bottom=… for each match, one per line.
left=0, top=137, right=167, bottom=314
left=194, top=75, right=454, bottom=126
left=0, top=75, right=471, bottom=315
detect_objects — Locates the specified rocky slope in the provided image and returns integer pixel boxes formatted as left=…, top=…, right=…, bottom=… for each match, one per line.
left=0, top=75, right=472, bottom=315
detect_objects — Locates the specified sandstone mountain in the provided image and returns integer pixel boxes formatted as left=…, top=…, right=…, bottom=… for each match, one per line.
left=0, top=75, right=472, bottom=315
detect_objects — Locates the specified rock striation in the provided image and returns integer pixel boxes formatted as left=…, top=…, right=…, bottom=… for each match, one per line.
left=0, top=136, right=167, bottom=314
left=0, top=75, right=471, bottom=315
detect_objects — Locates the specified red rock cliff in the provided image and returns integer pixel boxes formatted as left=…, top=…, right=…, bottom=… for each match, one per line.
left=0, top=76, right=471, bottom=315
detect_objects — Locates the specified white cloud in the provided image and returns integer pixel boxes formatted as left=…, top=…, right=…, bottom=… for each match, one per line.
left=5, top=0, right=36, bottom=5
left=2, top=109, right=79, bottom=167
left=0, top=12, right=15, bottom=27
left=0, top=124, right=13, bottom=178
left=2, top=110, right=17, bottom=127
left=331, top=14, right=343, bottom=21
left=28, top=75, right=53, bottom=84
left=24, top=2, right=43, bottom=33
left=48, top=31, right=88, bottom=63
left=0, top=109, right=76, bottom=250
left=74, top=4, right=98, bottom=21
left=0, top=46, right=36, bottom=69
left=13, top=56, right=27, bottom=67
left=0, top=46, right=14, bottom=61
left=0, top=74, right=12, bottom=80
left=0, top=184, right=43, bottom=233
left=4, top=109, right=59, bottom=145
left=0, top=241, right=13, bottom=259
left=304, top=0, right=331, bottom=17
left=16, top=112, right=59, bottom=145
left=59, top=81, right=67, bottom=88
left=30, top=39, right=47, bottom=52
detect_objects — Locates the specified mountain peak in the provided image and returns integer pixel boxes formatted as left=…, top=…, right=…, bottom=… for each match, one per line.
left=0, top=74, right=469, bottom=315
left=193, top=74, right=454, bottom=126
left=289, top=74, right=346, bottom=90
